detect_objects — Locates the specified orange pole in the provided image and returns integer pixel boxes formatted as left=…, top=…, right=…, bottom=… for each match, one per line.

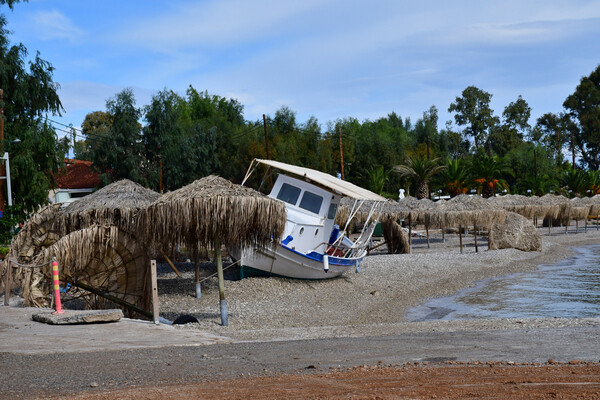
left=51, top=259, right=64, bottom=314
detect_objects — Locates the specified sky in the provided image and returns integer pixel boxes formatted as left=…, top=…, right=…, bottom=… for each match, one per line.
left=5, top=0, right=600, bottom=137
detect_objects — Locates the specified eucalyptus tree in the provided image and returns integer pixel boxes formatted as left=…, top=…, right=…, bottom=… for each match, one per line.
left=448, top=86, right=498, bottom=149
left=563, top=64, right=600, bottom=169
left=0, top=12, right=69, bottom=219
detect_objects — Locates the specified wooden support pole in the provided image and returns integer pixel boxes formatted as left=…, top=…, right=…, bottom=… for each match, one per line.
left=150, top=260, right=159, bottom=324
left=474, top=224, right=478, bottom=253
left=216, top=239, right=228, bottom=326
left=425, top=223, right=430, bottom=249
left=4, top=258, right=11, bottom=306
left=459, top=225, right=463, bottom=254
left=159, top=249, right=181, bottom=278
left=408, top=215, right=412, bottom=251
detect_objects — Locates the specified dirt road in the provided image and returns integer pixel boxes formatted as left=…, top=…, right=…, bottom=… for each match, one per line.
left=45, top=362, right=600, bottom=400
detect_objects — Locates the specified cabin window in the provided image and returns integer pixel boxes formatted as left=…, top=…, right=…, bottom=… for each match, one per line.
left=276, top=183, right=301, bottom=205
left=327, top=203, right=338, bottom=219
left=299, top=191, right=323, bottom=214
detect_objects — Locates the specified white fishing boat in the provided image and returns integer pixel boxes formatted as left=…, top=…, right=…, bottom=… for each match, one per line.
left=232, top=159, right=386, bottom=279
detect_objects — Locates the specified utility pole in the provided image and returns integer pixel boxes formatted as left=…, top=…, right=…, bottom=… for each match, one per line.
left=571, top=128, right=576, bottom=167
left=339, top=127, right=344, bottom=180
left=0, top=89, right=5, bottom=214
left=262, top=114, right=270, bottom=160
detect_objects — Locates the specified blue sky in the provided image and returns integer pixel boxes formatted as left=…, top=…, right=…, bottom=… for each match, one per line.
left=5, top=0, right=600, bottom=136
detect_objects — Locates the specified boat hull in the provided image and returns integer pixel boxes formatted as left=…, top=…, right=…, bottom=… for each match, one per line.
left=232, top=244, right=363, bottom=280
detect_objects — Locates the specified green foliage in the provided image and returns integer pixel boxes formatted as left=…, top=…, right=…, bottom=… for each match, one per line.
left=560, top=166, right=589, bottom=197
left=563, top=64, right=600, bottom=169
left=441, top=158, right=470, bottom=197
left=0, top=205, right=20, bottom=244
left=470, top=155, right=512, bottom=198
left=394, top=156, right=446, bottom=199
left=0, top=15, right=68, bottom=218
left=448, top=86, right=498, bottom=149
left=364, top=165, right=392, bottom=195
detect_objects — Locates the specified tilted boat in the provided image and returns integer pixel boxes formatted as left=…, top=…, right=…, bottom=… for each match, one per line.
left=231, top=159, right=385, bottom=279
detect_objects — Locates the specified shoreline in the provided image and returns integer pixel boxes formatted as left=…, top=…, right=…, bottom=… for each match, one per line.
left=164, top=227, right=600, bottom=342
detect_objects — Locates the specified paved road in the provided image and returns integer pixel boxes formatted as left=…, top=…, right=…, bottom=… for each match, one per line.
left=1, top=305, right=599, bottom=399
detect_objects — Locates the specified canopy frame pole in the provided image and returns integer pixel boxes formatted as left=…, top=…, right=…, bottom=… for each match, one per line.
left=215, top=238, right=228, bottom=327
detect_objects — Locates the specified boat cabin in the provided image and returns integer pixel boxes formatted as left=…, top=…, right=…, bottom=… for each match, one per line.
left=269, top=174, right=341, bottom=255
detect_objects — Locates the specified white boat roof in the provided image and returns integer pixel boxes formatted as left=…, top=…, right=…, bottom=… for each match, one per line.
left=253, top=159, right=386, bottom=201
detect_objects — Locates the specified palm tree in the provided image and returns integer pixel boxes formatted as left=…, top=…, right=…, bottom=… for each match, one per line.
left=442, top=158, right=470, bottom=197
left=394, top=156, right=446, bottom=199
left=470, top=155, right=511, bottom=198
left=365, top=165, right=392, bottom=195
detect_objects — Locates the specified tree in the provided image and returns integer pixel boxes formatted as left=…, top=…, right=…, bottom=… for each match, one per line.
left=470, top=155, right=511, bottom=198
left=563, top=64, right=600, bottom=169
left=0, top=14, right=68, bottom=219
left=394, top=156, right=446, bottom=199
left=536, top=112, right=570, bottom=162
left=85, top=89, right=144, bottom=184
left=487, top=96, right=530, bottom=157
left=442, top=158, right=470, bottom=197
left=448, top=86, right=498, bottom=149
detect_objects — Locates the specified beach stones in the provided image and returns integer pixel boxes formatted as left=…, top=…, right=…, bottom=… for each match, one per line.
left=489, top=212, right=542, bottom=252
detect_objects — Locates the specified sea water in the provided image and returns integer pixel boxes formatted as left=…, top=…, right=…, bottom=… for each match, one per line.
left=406, top=244, right=600, bottom=321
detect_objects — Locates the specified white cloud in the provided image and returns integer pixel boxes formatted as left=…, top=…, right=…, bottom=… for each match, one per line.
left=29, top=10, right=85, bottom=43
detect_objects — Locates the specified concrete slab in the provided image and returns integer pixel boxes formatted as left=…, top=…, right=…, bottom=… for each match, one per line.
left=31, top=309, right=124, bottom=325
left=0, top=305, right=231, bottom=355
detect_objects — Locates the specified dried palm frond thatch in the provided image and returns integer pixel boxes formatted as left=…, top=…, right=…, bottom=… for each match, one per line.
left=1, top=204, right=63, bottom=297
left=30, top=225, right=150, bottom=311
left=138, top=175, right=287, bottom=251
left=427, top=194, right=505, bottom=229
left=59, top=179, right=160, bottom=235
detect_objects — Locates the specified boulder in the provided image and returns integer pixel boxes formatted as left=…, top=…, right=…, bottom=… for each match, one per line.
left=489, top=211, right=542, bottom=252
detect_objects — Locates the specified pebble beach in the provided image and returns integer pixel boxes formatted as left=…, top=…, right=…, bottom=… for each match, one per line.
left=158, top=226, right=600, bottom=342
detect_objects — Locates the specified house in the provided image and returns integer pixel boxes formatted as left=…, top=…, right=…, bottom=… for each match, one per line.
left=49, top=159, right=101, bottom=204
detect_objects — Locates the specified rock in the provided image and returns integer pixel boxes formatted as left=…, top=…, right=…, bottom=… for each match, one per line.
left=32, top=309, right=124, bottom=325
left=90, top=382, right=99, bottom=388
left=488, top=212, right=542, bottom=252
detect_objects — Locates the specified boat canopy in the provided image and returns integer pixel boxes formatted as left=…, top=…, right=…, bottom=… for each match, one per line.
left=246, top=159, right=386, bottom=201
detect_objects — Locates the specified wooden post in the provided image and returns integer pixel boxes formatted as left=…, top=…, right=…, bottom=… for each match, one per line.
left=459, top=225, right=463, bottom=254
left=474, top=224, right=478, bottom=253
left=4, top=258, right=11, bottom=306
left=216, top=239, right=228, bottom=326
left=150, top=260, right=159, bottom=324
left=408, top=215, right=412, bottom=251
left=425, top=223, right=430, bottom=249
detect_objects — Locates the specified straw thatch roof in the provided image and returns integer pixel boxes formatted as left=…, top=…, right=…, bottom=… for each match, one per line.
left=138, top=175, right=287, bottom=251
left=31, top=225, right=150, bottom=310
left=570, top=197, right=592, bottom=221
left=59, top=179, right=160, bottom=235
left=427, top=194, right=505, bottom=228
left=539, top=194, right=572, bottom=221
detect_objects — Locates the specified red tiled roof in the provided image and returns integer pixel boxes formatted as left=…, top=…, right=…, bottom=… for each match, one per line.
left=53, top=159, right=102, bottom=189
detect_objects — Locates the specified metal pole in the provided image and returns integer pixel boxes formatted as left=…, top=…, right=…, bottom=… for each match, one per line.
left=339, top=127, right=344, bottom=180
left=5, top=152, right=11, bottom=206
left=216, top=240, right=228, bottom=326
left=263, top=114, right=270, bottom=160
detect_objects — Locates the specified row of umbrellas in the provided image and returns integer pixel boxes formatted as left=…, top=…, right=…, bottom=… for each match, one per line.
left=9, top=177, right=287, bottom=325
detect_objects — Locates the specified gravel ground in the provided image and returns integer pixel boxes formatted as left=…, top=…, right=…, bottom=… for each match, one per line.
left=158, top=226, right=600, bottom=341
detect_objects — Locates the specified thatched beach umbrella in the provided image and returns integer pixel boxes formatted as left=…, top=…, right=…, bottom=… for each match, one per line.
left=138, top=175, right=287, bottom=326
left=570, top=197, right=591, bottom=233
left=427, top=194, right=505, bottom=253
left=539, top=194, right=572, bottom=234
left=394, top=196, right=435, bottom=249
left=32, top=225, right=150, bottom=314
left=59, top=179, right=160, bottom=236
